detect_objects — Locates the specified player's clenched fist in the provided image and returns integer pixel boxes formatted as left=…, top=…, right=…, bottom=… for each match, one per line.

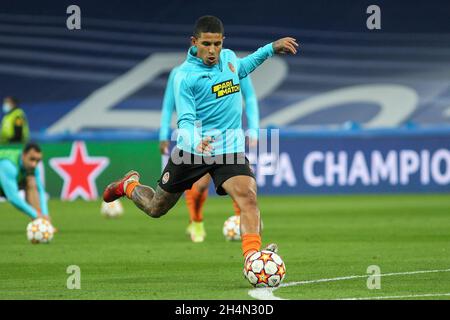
left=196, top=136, right=215, bottom=156
left=272, top=37, right=299, bottom=55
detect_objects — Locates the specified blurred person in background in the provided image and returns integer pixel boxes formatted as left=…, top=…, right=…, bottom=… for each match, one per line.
left=1, top=96, right=29, bottom=144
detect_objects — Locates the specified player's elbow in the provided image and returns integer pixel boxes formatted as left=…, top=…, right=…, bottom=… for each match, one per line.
left=235, top=186, right=258, bottom=208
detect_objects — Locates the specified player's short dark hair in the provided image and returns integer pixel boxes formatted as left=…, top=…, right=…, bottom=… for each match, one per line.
left=23, top=142, right=41, bottom=154
left=193, top=16, right=224, bottom=38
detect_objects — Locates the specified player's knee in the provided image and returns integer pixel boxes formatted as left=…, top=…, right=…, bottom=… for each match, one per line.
left=235, top=187, right=258, bottom=210
left=236, top=184, right=256, bottom=200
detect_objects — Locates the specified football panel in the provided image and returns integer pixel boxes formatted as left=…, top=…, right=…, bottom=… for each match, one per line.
left=251, top=260, right=264, bottom=273
left=268, top=275, right=281, bottom=287
left=279, top=264, right=286, bottom=281
left=246, top=271, right=258, bottom=285
left=34, top=231, right=43, bottom=241
left=38, top=224, right=48, bottom=233
left=222, top=225, right=228, bottom=237
left=248, top=251, right=261, bottom=261
left=271, top=253, right=283, bottom=265
left=264, top=260, right=278, bottom=275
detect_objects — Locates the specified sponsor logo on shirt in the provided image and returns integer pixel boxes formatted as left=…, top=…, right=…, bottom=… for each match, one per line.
left=212, top=79, right=240, bottom=98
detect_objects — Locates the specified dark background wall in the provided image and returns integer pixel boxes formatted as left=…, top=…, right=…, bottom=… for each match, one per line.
left=2, top=0, right=450, bottom=33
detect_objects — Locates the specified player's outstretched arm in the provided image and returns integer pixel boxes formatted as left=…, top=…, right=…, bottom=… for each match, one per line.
left=237, top=37, right=299, bottom=79
left=35, top=166, right=50, bottom=219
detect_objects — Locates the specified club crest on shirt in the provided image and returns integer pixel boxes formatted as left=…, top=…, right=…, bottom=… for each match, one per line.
left=162, top=172, right=170, bottom=184
left=228, top=62, right=235, bottom=73
left=211, top=79, right=240, bottom=99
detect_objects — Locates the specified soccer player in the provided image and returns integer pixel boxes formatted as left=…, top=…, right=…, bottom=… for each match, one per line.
left=1, top=96, right=30, bottom=144
left=159, top=64, right=260, bottom=243
left=104, top=16, right=298, bottom=269
left=0, top=143, right=51, bottom=221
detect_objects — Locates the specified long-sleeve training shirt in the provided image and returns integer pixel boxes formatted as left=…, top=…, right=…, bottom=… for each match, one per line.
left=159, top=66, right=260, bottom=142
left=171, top=43, right=274, bottom=155
left=0, top=155, right=48, bottom=219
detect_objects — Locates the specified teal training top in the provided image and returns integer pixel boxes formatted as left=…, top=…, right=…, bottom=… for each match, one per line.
left=172, top=43, right=274, bottom=155
left=0, top=152, right=48, bottom=219
left=159, top=66, right=260, bottom=142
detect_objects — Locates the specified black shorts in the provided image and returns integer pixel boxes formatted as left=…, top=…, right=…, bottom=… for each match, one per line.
left=158, top=148, right=255, bottom=195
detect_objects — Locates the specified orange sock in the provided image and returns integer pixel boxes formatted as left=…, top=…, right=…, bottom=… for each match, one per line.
left=186, top=186, right=208, bottom=222
left=232, top=200, right=241, bottom=216
left=125, top=181, right=139, bottom=199
left=242, top=233, right=261, bottom=258
left=185, top=189, right=196, bottom=222
left=197, top=189, right=208, bottom=220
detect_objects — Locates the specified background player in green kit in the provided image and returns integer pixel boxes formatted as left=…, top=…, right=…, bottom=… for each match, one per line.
left=0, top=143, right=51, bottom=221
left=103, top=16, right=298, bottom=272
left=1, top=96, right=30, bottom=144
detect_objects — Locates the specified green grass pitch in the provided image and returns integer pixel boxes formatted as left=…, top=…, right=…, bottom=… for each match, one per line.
left=1, top=194, right=449, bottom=300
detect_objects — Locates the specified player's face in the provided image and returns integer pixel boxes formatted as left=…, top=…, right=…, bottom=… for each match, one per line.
left=192, top=32, right=223, bottom=66
left=22, top=149, right=42, bottom=171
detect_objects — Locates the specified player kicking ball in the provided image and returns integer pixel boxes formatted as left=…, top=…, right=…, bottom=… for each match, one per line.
left=103, top=15, right=298, bottom=277
left=159, top=62, right=260, bottom=243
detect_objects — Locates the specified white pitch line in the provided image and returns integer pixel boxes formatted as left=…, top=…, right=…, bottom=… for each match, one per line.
left=339, top=293, right=450, bottom=300
left=248, top=268, right=450, bottom=300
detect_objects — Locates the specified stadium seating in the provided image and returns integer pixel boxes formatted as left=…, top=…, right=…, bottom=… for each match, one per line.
left=0, top=1, right=449, bottom=135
